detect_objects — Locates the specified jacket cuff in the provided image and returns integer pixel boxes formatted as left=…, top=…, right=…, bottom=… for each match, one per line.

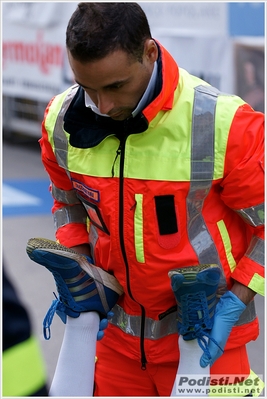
left=55, top=224, right=89, bottom=248
left=231, top=256, right=264, bottom=296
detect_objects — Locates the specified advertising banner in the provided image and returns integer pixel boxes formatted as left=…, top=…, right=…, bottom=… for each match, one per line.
left=2, top=2, right=76, bottom=101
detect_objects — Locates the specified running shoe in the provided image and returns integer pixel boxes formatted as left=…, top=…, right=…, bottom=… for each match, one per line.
left=26, top=237, right=123, bottom=339
left=168, top=264, right=223, bottom=356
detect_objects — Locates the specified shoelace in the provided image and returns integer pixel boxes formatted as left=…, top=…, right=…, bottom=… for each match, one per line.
left=42, top=270, right=97, bottom=340
left=43, top=297, right=66, bottom=340
left=192, top=324, right=223, bottom=361
left=43, top=269, right=91, bottom=340
left=181, top=292, right=212, bottom=330
left=179, top=291, right=223, bottom=359
left=42, top=289, right=79, bottom=340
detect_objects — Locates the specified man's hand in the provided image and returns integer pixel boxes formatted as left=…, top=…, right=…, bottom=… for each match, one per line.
left=200, top=290, right=246, bottom=367
left=70, top=243, right=92, bottom=257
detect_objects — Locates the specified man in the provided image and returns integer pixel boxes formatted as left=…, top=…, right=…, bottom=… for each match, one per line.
left=36, top=3, right=264, bottom=396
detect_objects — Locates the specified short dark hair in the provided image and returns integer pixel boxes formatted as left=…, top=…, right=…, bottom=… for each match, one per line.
left=66, top=2, right=152, bottom=63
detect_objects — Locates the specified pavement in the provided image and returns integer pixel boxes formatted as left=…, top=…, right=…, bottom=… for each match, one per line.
left=2, top=136, right=265, bottom=393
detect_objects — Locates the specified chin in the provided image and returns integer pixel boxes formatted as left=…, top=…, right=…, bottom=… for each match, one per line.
left=111, top=111, right=131, bottom=121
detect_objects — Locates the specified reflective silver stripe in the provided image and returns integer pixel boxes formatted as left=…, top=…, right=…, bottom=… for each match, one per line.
left=89, top=224, right=99, bottom=263
left=187, top=85, right=226, bottom=285
left=51, top=182, right=80, bottom=205
left=53, top=85, right=79, bottom=171
left=109, top=301, right=256, bottom=338
left=236, top=203, right=264, bottom=227
left=191, top=85, right=219, bottom=181
left=54, top=204, right=87, bottom=230
left=245, top=236, right=265, bottom=267
left=109, top=304, right=178, bottom=339
left=51, top=85, right=87, bottom=232
left=185, top=86, right=260, bottom=328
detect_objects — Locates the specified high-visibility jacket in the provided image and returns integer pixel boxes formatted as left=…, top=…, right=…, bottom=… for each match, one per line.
left=3, top=269, right=48, bottom=396
left=40, top=42, right=264, bottom=367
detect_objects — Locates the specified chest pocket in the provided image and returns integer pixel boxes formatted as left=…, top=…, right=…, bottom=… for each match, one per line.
left=154, top=194, right=181, bottom=250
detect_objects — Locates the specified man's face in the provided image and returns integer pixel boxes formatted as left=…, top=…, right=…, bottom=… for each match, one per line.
left=67, top=40, right=158, bottom=121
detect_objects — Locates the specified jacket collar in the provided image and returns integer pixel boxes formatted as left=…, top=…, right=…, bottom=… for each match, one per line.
left=143, top=41, right=178, bottom=122
left=64, top=42, right=178, bottom=149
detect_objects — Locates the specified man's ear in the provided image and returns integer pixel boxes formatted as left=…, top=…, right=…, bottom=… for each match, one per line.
left=144, top=39, right=158, bottom=64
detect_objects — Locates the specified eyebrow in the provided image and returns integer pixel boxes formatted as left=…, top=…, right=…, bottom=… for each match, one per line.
left=75, top=78, right=129, bottom=90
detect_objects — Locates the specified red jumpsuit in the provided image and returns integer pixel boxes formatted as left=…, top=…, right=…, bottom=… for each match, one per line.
left=40, top=42, right=264, bottom=396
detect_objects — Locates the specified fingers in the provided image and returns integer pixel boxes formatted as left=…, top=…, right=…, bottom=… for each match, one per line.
left=99, top=318, right=108, bottom=330
left=200, top=352, right=211, bottom=368
left=200, top=340, right=223, bottom=368
left=107, top=311, right=114, bottom=319
left=97, top=330, right=105, bottom=341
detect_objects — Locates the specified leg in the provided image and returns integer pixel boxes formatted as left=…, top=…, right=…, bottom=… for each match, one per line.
left=49, top=312, right=99, bottom=397
left=94, top=342, right=158, bottom=397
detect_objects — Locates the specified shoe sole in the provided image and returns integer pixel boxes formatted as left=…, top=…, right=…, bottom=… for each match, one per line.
left=26, top=237, right=124, bottom=296
left=168, top=264, right=220, bottom=281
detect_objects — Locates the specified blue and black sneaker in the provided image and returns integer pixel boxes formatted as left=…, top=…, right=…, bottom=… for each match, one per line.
left=168, top=265, right=223, bottom=358
left=26, top=237, right=123, bottom=339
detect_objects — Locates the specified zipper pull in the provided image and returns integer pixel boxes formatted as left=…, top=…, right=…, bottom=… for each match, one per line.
left=111, top=143, right=122, bottom=177
left=141, top=361, right=147, bottom=370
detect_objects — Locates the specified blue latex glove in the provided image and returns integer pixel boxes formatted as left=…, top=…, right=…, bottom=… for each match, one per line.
left=97, top=311, right=114, bottom=340
left=200, top=291, right=246, bottom=368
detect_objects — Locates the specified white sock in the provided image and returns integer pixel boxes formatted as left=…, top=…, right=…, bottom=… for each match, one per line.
left=171, top=335, right=210, bottom=396
left=49, top=311, right=100, bottom=397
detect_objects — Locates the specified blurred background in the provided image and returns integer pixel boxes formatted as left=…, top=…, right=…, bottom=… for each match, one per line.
left=2, top=1, right=265, bottom=142
left=2, top=1, right=265, bottom=392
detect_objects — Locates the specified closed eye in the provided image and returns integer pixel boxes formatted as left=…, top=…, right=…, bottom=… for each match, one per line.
left=105, top=81, right=126, bottom=90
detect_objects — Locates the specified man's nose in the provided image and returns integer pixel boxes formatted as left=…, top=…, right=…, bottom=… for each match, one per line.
left=97, top=92, right=114, bottom=115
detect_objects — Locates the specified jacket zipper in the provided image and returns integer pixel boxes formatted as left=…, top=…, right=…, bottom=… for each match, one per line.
left=117, top=135, right=147, bottom=370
